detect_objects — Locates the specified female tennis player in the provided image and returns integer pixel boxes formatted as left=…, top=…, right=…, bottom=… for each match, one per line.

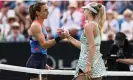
left=26, top=2, right=63, bottom=80
left=59, top=2, right=106, bottom=80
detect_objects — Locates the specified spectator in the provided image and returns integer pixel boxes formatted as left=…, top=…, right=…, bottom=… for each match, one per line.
left=0, top=2, right=10, bottom=24
left=103, top=9, right=119, bottom=40
left=119, top=1, right=133, bottom=14
left=106, top=1, right=122, bottom=13
left=77, top=1, right=85, bottom=12
left=61, top=1, right=82, bottom=29
left=59, top=1, right=69, bottom=14
left=44, top=1, right=60, bottom=37
left=23, top=15, right=32, bottom=40
left=8, top=1, right=16, bottom=9
left=121, top=9, right=133, bottom=40
left=14, top=2, right=28, bottom=25
left=61, top=2, right=82, bottom=39
left=77, top=1, right=85, bottom=28
left=6, top=22, right=25, bottom=42
left=0, top=2, right=16, bottom=39
left=4, top=10, right=17, bottom=36
left=106, top=1, right=117, bottom=11
left=103, top=9, right=119, bottom=33
left=0, top=1, right=133, bottom=42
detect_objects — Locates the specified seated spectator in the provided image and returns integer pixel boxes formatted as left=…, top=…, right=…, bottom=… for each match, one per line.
left=14, top=2, right=28, bottom=25
left=121, top=9, right=133, bottom=40
left=23, top=15, right=32, bottom=40
left=0, top=2, right=10, bottom=24
left=103, top=9, right=119, bottom=40
left=61, top=1, right=82, bottom=29
left=119, top=1, right=133, bottom=14
left=0, top=2, right=16, bottom=38
left=59, top=1, right=69, bottom=14
left=44, top=1, right=60, bottom=37
left=5, top=10, right=17, bottom=36
left=6, top=22, right=25, bottom=42
left=106, top=1, right=122, bottom=12
left=61, top=2, right=82, bottom=39
left=103, top=9, right=119, bottom=34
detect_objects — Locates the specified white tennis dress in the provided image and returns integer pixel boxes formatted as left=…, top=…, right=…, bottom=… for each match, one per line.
left=75, top=21, right=106, bottom=78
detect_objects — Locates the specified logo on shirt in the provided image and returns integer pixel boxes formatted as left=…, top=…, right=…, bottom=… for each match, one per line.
left=35, top=47, right=39, bottom=52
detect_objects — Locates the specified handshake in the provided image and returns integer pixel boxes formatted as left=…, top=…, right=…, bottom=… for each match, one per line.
left=57, top=28, right=70, bottom=39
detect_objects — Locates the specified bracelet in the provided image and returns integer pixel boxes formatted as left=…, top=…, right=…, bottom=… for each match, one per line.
left=55, top=35, right=61, bottom=43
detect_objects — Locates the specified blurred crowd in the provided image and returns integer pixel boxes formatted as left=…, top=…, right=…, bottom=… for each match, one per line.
left=0, top=0, right=133, bottom=42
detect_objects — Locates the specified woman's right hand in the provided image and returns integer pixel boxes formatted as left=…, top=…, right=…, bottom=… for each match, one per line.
left=63, top=28, right=70, bottom=38
left=57, top=28, right=65, bottom=39
left=57, top=28, right=70, bottom=39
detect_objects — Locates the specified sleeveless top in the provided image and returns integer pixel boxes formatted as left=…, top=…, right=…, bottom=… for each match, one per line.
left=29, top=20, right=48, bottom=54
left=75, top=21, right=106, bottom=78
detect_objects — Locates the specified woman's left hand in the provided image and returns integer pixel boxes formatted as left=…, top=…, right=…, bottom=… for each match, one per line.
left=85, top=63, right=92, bottom=77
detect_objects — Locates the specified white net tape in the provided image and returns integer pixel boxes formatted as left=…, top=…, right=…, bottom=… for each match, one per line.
left=0, top=64, right=133, bottom=79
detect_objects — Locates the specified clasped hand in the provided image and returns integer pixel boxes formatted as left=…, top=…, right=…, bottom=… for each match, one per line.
left=57, top=28, right=70, bottom=39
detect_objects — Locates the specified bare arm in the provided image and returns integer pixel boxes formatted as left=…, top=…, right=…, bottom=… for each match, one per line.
left=84, top=23, right=96, bottom=65
left=57, top=28, right=81, bottom=48
left=30, top=23, right=56, bottom=49
left=67, top=35, right=81, bottom=49
left=116, top=59, right=133, bottom=65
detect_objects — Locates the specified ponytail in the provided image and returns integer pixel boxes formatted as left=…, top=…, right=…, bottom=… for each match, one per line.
left=29, top=4, right=36, bottom=21
left=98, top=4, right=106, bottom=32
